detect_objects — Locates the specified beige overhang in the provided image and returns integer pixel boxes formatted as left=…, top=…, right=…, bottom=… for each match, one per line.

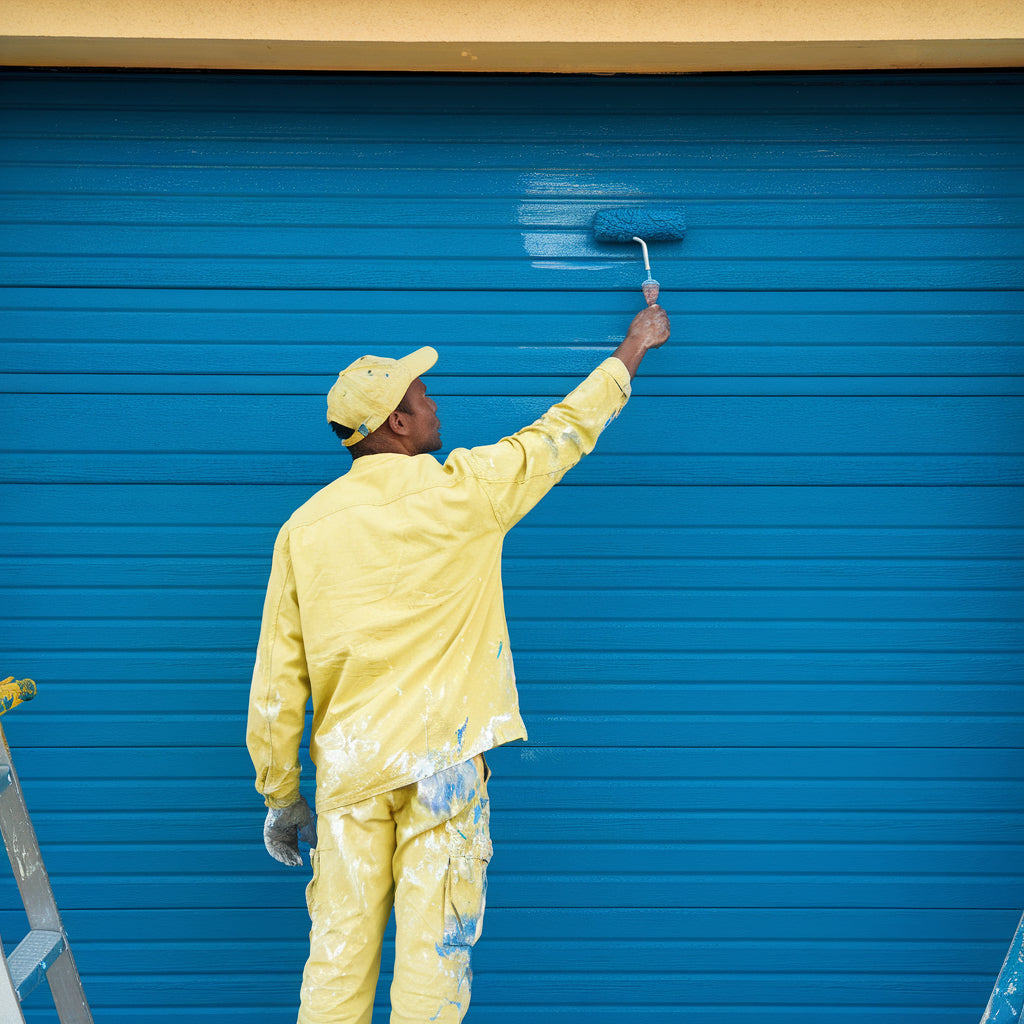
left=1, top=0, right=1022, bottom=72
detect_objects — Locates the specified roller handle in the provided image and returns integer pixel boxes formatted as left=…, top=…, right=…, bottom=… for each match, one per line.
left=634, top=237, right=661, bottom=306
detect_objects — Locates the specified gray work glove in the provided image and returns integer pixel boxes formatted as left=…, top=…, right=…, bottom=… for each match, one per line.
left=263, top=795, right=317, bottom=866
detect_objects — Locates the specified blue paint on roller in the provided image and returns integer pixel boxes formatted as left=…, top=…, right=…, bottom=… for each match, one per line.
left=593, top=207, right=685, bottom=304
left=592, top=207, right=687, bottom=243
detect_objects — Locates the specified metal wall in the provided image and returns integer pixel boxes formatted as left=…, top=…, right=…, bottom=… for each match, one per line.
left=1, top=70, right=1022, bottom=1022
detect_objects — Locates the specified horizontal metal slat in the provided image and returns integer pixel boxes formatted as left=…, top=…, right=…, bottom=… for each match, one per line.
left=2, top=163, right=1021, bottom=197
left=3, top=905, right=1015, bottom=942
left=9, top=807, right=1024, bottom=847
left=9, top=394, right=1024, bottom=453
left=2, top=255, right=1021, bottom=291
left=8, top=585, right=1024, bottom=622
left=9, top=965, right=998, bottom=1006
left=10, top=745, right=1024, bottom=780
left=1, top=840, right=1019, bottom=878
left=4, top=648, right=1021, bottom=683
left=3, top=453, right=1023, bottom=485
left=5, top=223, right=1024, bottom=261
left=1, top=617, right=1022, bottom=654
left=5, top=374, right=1024, bottom=399
left=5, top=554, right=1021, bottom=589
left=6, top=776, right=1021, bottom=814
left=0, top=933, right=1010, bottom=979
left=0, top=874, right=1016, bottom=912
left=2, top=524, right=1022, bottom=559
left=3, top=196, right=1024, bottom=229
left=4, top=484, right=1021, bottom=527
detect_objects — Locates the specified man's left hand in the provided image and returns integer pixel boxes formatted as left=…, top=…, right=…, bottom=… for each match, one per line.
left=263, top=795, right=317, bottom=866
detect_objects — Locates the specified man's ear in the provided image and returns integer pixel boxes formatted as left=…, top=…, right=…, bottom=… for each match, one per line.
left=388, top=408, right=411, bottom=436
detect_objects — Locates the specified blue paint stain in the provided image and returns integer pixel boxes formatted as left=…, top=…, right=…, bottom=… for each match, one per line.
left=496, top=641, right=503, bottom=658
left=456, top=717, right=468, bottom=747
left=430, top=999, right=463, bottom=1021
left=417, top=759, right=477, bottom=816
left=445, top=906, right=482, bottom=947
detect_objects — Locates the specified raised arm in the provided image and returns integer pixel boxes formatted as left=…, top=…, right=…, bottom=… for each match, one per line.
left=456, top=303, right=672, bottom=531
left=612, top=304, right=671, bottom=379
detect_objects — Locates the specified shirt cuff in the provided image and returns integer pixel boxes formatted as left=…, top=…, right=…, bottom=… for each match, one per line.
left=598, top=356, right=633, bottom=400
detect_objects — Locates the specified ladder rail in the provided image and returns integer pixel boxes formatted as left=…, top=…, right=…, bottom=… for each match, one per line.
left=0, top=709, right=94, bottom=1024
left=0, top=949, right=27, bottom=1024
left=981, top=910, right=1024, bottom=1024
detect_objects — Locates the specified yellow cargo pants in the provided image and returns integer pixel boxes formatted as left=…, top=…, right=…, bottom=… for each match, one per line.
left=297, top=754, right=492, bottom=1024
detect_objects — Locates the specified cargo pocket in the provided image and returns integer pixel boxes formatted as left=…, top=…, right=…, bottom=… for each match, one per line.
left=442, top=836, right=493, bottom=948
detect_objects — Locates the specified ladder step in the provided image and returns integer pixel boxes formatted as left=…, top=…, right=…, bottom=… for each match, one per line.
left=8, top=929, right=65, bottom=1001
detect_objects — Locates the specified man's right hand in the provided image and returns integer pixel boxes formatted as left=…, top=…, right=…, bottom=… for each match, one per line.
left=614, top=304, right=671, bottom=379
left=627, top=304, right=671, bottom=349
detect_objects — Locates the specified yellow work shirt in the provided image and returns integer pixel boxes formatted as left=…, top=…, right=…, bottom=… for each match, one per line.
left=246, top=357, right=631, bottom=813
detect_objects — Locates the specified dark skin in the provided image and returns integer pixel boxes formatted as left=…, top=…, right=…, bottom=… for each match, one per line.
left=346, top=379, right=441, bottom=459
left=349, top=304, right=670, bottom=460
left=611, top=303, right=671, bottom=379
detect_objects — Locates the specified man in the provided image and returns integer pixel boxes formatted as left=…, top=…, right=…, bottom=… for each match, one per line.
left=246, top=303, right=670, bottom=1024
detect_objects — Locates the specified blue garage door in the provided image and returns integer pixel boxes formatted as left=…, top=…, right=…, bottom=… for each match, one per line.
left=1, top=70, right=1022, bottom=1023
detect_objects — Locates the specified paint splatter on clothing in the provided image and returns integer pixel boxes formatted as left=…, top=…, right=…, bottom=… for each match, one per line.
left=298, top=756, right=491, bottom=1024
left=246, top=358, right=631, bottom=813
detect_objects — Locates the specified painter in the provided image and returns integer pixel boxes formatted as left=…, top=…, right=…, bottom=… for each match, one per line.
left=246, top=301, right=670, bottom=1023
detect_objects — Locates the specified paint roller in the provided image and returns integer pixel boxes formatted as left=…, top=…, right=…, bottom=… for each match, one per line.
left=592, top=207, right=687, bottom=306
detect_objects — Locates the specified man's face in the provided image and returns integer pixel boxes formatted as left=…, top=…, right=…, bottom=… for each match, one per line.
left=401, top=377, right=442, bottom=453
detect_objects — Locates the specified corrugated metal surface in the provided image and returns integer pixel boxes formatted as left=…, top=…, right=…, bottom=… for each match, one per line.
left=1, top=69, right=1022, bottom=1022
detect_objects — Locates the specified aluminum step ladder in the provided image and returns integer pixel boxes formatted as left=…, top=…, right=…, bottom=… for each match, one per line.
left=0, top=677, right=92, bottom=1024
left=981, top=910, right=1024, bottom=1024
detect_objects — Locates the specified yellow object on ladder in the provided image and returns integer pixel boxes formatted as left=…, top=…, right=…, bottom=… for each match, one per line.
left=0, top=677, right=37, bottom=717
left=0, top=678, right=93, bottom=1023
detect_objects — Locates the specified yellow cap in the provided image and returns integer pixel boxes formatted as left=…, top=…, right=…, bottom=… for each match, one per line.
left=326, top=347, right=438, bottom=446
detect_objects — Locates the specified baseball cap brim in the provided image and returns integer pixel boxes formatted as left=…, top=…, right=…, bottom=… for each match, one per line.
left=401, top=346, right=438, bottom=381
